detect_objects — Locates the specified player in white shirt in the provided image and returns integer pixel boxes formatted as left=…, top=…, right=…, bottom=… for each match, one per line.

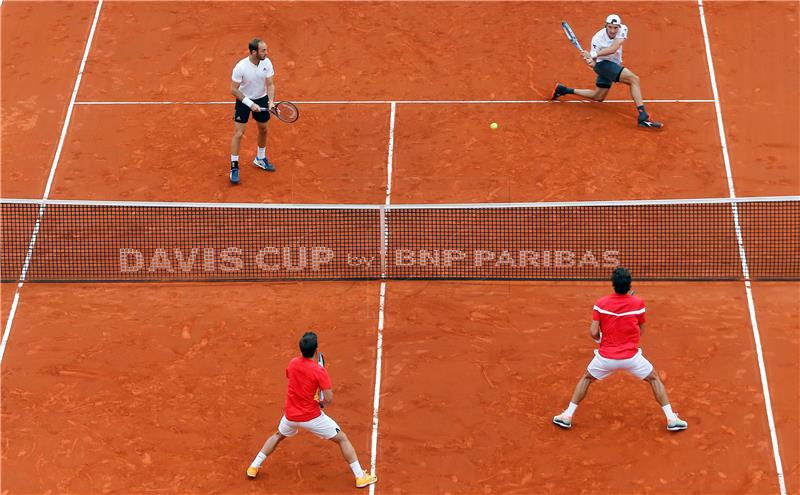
left=229, top=38, right=277, bottom=184
left=552, top=15, right=663, bottom=128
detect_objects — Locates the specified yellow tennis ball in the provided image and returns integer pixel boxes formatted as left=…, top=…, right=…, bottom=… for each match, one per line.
left=490, top=122, right=498, bottom=130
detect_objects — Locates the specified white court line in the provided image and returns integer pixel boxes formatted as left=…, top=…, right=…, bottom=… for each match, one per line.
left=697, top=2, right=786, bottom=494
left=74, top=98, right=713, bottom=105
left=3, top=195, right=796, bottom=210
left=369, top=102, right=395, bottom=495
left=0, top=0, right=104, bottom=364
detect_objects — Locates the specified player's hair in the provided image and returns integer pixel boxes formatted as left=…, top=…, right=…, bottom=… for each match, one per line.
left=611, top=267, right=632, bottom=294
left=299, top=331, right=318, bottom=358
left=248, top=38, right=263, bottom=54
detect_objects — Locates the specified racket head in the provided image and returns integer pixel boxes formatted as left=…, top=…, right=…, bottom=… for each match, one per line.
left=272, top=101, right=299, bottom=123
left=561, top=21, right=577, bottom=41
left=561, top=21, right=584, bottom=51
left=317, top=352, right=325, bottom=367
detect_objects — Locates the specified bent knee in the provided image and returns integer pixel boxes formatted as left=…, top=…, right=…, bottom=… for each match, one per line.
left=643, top=369, right=660, bottom=382
left=329, top=430, right=348, bottom=442
left=623, top=73, right=640, bottom=85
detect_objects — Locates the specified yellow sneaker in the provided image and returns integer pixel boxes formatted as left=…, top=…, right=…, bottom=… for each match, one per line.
left=355, top=472, right=377, bottom=488
left=246, top=466, right=259, bottom=479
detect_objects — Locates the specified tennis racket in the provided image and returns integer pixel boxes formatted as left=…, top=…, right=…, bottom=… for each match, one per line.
left=268, top=101, right=299, bottom=123
left=314, top=352, right=326, bottom=407
left=561, top=21, right=584, bottom=52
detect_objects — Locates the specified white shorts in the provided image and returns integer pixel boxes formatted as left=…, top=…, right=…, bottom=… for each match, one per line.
left=278, top=412, right=341, bottom=440
left=586, top=348, right=654, bottom=380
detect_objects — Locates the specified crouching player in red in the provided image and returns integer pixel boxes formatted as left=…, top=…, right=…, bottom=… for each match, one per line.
left=247, top=332, right=377, bottom=488
left=553, top=268, right=688, bottom=431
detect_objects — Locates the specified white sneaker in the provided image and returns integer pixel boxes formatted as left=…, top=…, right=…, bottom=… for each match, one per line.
left=552, top=413, right=572, bottom=429
left=667, top=415, right=688, bottom=431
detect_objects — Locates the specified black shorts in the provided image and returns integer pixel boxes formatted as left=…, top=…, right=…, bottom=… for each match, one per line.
left=234, top=95, right=271, bottom=123
left=594, top=60, right=625, bottom=89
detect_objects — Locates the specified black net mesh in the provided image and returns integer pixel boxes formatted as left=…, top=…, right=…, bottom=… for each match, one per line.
left=1, top=198, right=797, bottom=282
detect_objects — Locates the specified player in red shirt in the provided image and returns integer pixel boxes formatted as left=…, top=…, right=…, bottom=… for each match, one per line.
left=553, top=268, right=688, bottom=431
left=246, top=332, right=377, bottom=488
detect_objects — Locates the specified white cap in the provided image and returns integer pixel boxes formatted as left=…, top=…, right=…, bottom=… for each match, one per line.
left=605, top=14, right=622, bottom=25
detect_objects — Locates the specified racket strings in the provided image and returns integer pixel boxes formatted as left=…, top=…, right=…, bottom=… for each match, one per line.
left=276, top=102, right=299, bottom=122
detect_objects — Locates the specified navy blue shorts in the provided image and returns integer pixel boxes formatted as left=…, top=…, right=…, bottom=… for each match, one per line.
left=594, top=61, right=625, bottom=89
left=234, top=95, right=271, bottom=123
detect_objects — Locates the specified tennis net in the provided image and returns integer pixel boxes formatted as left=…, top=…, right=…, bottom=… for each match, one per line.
left=1, top=196, right=798, bottom=282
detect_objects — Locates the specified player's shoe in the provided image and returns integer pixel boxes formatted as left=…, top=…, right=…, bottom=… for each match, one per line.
left=253, top=157, right=276, bottom=172
left=552, top=413, right=572, bottom=429
left=230, top=166, right=240, bottom=184
left=667, top=416, right=688, bottom=431
left=355, top=472, right=378, bottom=488
left=551, top=83, right=569, bottom=100
left=638, top=117, right=663, bottom=129
left=246, top=466, right=259, bottom=478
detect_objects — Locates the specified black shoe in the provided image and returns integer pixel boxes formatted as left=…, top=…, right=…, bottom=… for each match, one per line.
left=638, top=118, right=663, bottom=129
left=552, top=83, right=569, bottom=100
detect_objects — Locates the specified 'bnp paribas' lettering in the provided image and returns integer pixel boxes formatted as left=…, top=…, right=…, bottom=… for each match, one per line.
left=393, top=249, right=620, bottom=268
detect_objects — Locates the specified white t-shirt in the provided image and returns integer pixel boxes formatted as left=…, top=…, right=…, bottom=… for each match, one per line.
left=231, top=56, right=275, bottom=100
left=591, top=25, right=628, bottom=65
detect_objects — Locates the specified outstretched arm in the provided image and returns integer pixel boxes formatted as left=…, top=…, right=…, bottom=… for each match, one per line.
left=590, top=38, right=625, bottom=59
left=580, top=50, right=596, bottom=68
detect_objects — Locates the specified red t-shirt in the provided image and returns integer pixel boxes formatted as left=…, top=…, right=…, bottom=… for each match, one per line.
left=592, top=293, right=646, bottom=359
left=284, top=356, right=332, bottom=422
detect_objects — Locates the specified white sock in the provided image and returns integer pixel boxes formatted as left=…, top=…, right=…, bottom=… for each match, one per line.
left=349, top=460, right=365, bottom=478
left=257, top=147, right=266, bottom=159
left=250, top=452, right=267, bottom=468
left=662, top=404, right=677, bottom=420
left=564, top=402, right=578, bottom=416
left=231, top=154, right=239, bottom=163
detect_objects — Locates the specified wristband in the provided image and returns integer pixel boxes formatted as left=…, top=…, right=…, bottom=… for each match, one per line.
left=242, top=97, right=254, bottom=108
left=590, top=50, right=598, bottom=59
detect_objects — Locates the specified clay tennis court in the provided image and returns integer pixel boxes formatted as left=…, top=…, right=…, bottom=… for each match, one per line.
left=1, top=1, right=798, bottom=494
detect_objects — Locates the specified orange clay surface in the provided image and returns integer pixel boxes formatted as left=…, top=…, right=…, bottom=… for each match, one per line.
left=379, top=282, right=779, bottom=494
left=1, top=2, right=797, bottom=494
left=0, top=1, right=98, bottom=198
left=704, top=2, right=799, bottom=197
left=751, top=283, right=800, bottom=493
left=1, top=282, right=380, bottom=494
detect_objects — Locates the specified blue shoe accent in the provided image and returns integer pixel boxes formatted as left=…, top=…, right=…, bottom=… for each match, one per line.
left=230, top=167, right=240, bottom=184
left=253, top=157, right=276, bottom=172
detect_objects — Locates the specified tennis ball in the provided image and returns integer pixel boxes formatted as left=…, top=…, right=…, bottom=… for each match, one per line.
left=490, top=122, right=498, bottom=130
